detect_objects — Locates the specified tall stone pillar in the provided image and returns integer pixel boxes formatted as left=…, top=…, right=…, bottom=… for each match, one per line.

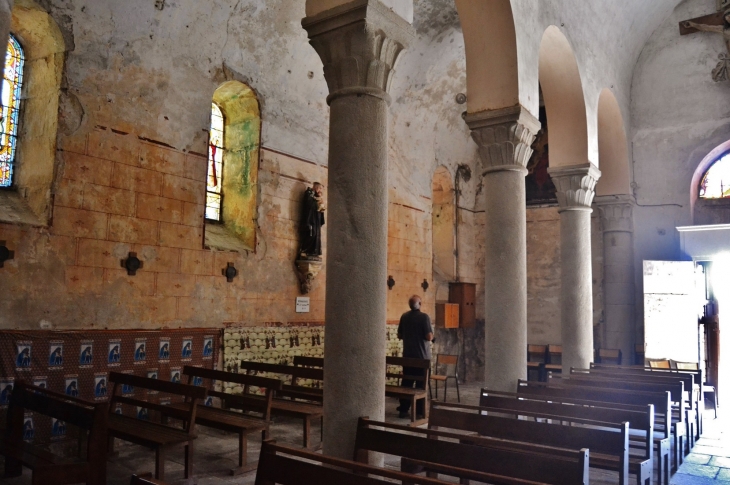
left=548, top=164, right=601, bottom=372
left=465, top=106, right=540, bottom=391
left=595, top=195, right=635, bottom=362
left=302, top=0, right=413, bottom=459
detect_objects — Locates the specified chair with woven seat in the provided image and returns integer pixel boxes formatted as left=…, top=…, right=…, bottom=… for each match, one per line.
left=429, top=354, right=460, bottom=402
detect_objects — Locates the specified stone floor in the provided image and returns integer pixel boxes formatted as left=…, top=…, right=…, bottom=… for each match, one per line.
left=1, top=383, right=728, bottom=484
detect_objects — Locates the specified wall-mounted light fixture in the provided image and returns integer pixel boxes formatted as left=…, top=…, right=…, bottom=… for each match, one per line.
left=387, top=275, right=395, bottom=290
left=223, top=262, right=238, bottom=282
left=421, top=279, right=429, bottom=292
left=121, top=252, right=143, bottom=276
left=0, top=241, right=14, bottom=268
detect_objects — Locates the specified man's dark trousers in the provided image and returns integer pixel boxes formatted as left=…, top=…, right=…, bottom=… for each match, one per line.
left=399, top=367, right=426, bottom=415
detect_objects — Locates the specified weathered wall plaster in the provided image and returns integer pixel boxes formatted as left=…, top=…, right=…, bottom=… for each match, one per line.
left=631, top=0, right=730, bottom=341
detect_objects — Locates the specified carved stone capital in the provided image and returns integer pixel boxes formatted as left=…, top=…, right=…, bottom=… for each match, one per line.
left=302, top=0, right=415, bottom=105
left=548, top=164, right=602, bottom=212
left=465, top=105, right=541, bottom=176
left=595, top=195, right=634, bottom=233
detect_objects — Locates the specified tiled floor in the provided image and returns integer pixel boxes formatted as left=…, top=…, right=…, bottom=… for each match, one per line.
left=1, top=384, right=728, bottom=484
left=672, top=408, right=730, bottom=484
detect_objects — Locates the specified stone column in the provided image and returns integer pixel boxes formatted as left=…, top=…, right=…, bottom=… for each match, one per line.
left=595, top=195, right=635, bottom=362
left=302, top=0, right=413, bottom=460
left=548, top=164, right=601, bottom=372
left=465, top=106, right=540, bottom=391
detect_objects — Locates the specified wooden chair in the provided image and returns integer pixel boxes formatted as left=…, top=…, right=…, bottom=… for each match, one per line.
left=675, top=361, right=717, bottom=418
left=649, top=359, right=671, bottom=369
left=429, top=354, right=460, bottom=402
left=597, top=348, right=623, bottom=365
left=384, top=356, right=430, bottom=426
left=1, top=381, right=108, bottom=485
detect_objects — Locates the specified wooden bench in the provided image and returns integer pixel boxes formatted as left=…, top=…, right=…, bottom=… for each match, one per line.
left=254, top=439, right=456, bottom=485
left=518, top=380, right=683, bottom=473
left=557, top=372, right=693, bottom=456
left=131, top=474, right=169, bottom=485
left=545, top=344, right=562, bottom=374
left=354, top=417, right=589, bottom=485
left=238, top=360, right=323, bottom=449
left=573, top=367, right=699, bottom=447
left=161, top=366, right=282, bottom=475
left=597, top=348, right=623, bottom=365
left=480, top=389, right=670, bottom=485
left=108, top=371, right=207, bottom=481
left=385, top=356, right=430, bottom=426
left=429, top=400, right=647, bottom=485
left=1, top=381, right=108, bottom=485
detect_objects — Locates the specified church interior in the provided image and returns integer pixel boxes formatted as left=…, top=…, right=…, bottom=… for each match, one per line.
left=1, top=0, right=730, bottom=483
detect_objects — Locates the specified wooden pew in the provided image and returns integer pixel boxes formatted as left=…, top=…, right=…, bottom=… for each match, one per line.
left=385, top=356, right=431, bottom=426
left=545, top=344, right=563, bottom=374
left=479, top=390, right=666, bottom=485
left=518, top=380, right=683, bottom=473
left=588, top=363, right=704, bottom=438
left=108, top=371, right=207, bottom=481
left=238, top=360, right=323, bottom=449
left=354, top=417, right=590, bottom=485
left=1, top=381, right=108, bottom=485
left=161, top=366, right=283, bottom=475
left=572, top=367, right=699, bottom=447
left=254, top=439, right=458, bottom=485
left=527, top=344, right=547, bottom=381
left=428, top=400, right=648, bottom=485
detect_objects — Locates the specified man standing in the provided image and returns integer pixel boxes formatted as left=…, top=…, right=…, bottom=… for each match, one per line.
left=397, top=295, right=433, bottom=418
left=298, top=182, right=325, bottom=260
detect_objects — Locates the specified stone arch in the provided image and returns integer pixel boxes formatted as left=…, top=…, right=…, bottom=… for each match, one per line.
left=0, top=0, right=65, bottom=226
left=204, top=81, right=261, bottom=252
left=538, top=26, right=589, bottom=168
left=691, top=140, right=730, bottom=225
left=454, top=0, right=519, bottom=114
left=595, top=89, right=630, bottom=196
left=432, top=166, right=455, bottom=296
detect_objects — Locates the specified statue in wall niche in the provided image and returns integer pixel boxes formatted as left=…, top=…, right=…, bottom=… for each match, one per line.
left=298, top=182, right=325, bottom=261
left=682, top=9, right=730, bottom=82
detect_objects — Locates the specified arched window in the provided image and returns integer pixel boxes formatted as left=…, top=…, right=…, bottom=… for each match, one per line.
left=0, top=35, right=24, bottom=188
left=699, top=152, right=730, bottom=199
left=206, top=102, right=224, bottom=220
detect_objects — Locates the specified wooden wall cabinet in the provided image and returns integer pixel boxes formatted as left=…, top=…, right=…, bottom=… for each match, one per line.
left=449, top=282, right=476, bottom=329
left=436, top=303, right=460, bottom=329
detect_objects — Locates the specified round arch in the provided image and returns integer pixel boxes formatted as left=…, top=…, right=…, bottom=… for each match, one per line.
left=538, top=26, right=588, bottom=168
left=690, top=139, right=730, bottom=224
left=595, top=89, right=630, bottom=196
left=454, top=0, right=519, bottom=113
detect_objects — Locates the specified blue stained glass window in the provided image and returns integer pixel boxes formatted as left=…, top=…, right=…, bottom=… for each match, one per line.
left=0, top=35, right=24, bottom=188
left=699, top=152, right=730, bottom=199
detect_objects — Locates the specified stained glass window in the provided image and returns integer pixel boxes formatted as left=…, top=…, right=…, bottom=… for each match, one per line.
left=699, top=152, right=730, bottom=199
left=206, top=103, right=224, bottom=220
left=0, top=35, right=24, bottom=188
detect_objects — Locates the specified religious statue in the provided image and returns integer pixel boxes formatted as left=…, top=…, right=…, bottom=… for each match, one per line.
left=298, top=182, right=325, bottom=261
left=683, top=9, right=730, bottom=82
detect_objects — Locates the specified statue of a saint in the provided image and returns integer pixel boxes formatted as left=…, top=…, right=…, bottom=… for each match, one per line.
left=298, top=182, right=325, bottom=261
left=684, top=9, right=730, bottom=82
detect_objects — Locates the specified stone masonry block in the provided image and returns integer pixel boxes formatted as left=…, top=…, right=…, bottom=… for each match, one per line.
left=103, top=268, right=156, bottom=296
left=62, top=152, right=113, bottom=186
left=107, top=215, right=159, bottom=245
left=88, top=129, right=140, bottom=167
left=139, top=296, right=178, bottom=323
left=112, top=163, right=163, bottom=196
left=184, top=153, right=208, bottom=183
left=77, top=238, right=131, bottom=269
left=55, top=177, right=85, bottom=209
left=156, top=272, right=197, bottom=297
left=82, top=183, right=136, bottom=216
left=162, top=173, right=206, bottom=205
left=52, top=207, right=108, bottom=240
left=134, top=245, right=180, bottom=273
left=182, top=202, right=204, bottom=228
left=136, top=193, right=184, bottom=224
left=180, top=249, right=215, bottom=276
left=139, top=143, right=186, bottom=178
left=65, top=266, right=104, bottom=294
left=158, top=222, right=203, bottom=250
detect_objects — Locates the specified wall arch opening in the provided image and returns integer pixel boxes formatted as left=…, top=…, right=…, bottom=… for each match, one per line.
left=596, top=89, right=630, bottom=196
left=692, top=140, right=730, bottom=225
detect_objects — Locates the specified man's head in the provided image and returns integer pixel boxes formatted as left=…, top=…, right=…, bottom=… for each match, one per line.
left=408, top=295, right=421, bottom=311
left=313, top=182, right=323, bottom=196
